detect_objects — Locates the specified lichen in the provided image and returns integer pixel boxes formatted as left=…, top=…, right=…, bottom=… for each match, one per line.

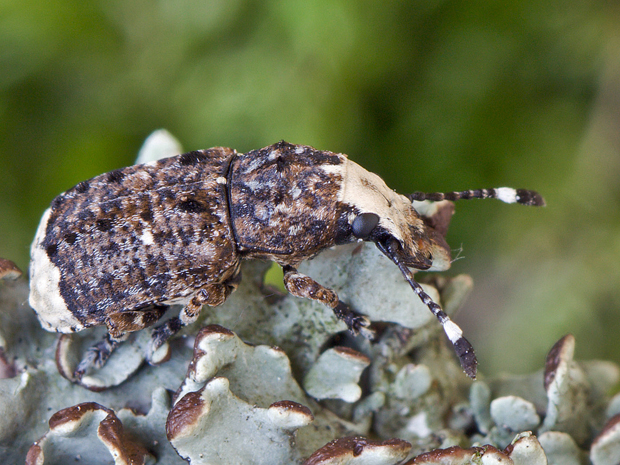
left=2, top=131, right=619, bottom=464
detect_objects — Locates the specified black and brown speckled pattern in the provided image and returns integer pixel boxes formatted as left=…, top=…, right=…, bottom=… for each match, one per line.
left=229, top=141, right=350, bottom=263
left=42, top=147, right=238, bottom=327
left=30, top=140, right=544, bottom=382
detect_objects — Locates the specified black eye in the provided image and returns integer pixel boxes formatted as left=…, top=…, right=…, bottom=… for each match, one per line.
left=352, top=212, right=380, bottom=239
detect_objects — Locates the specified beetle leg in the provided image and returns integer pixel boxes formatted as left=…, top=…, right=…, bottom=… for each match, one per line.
left=146, top=283, right=232, bottom=364
left=107, top=305, right=169, bottom=334
left=282, top=265, right=374, bottom=338
left=73, top=305, right=168, bottom=379
left=73, top=332, right=128, bottom=380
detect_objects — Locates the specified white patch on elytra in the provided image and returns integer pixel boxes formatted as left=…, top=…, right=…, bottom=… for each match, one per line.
left=288, top=224, right=303, bottom=235
left=141, top=229, right=154, bottom=246
left=29, top=208, right=84, bottom=333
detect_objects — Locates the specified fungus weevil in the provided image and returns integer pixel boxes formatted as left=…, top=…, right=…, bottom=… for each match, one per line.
left=29, top=141, right=544, bottom=380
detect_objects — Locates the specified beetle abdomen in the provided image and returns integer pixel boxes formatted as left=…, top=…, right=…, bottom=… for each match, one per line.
left=30, top=148, right=238, bottom=330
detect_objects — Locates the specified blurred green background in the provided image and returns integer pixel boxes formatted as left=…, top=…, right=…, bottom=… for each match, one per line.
left=2, top=0, right=619, bottom=376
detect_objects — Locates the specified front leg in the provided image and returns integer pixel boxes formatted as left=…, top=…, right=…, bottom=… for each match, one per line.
left=282, top=265, right=374, bottom=339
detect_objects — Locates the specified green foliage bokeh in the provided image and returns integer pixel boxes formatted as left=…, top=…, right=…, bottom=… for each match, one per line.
left=2, top=0, right=619, bottom=376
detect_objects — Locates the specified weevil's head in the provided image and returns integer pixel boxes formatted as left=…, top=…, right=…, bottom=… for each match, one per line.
left=330, top=158, right=454, bottom=272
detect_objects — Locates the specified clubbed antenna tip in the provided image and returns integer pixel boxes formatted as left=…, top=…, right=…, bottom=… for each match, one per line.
left=514, top=188, right=545, bottom=206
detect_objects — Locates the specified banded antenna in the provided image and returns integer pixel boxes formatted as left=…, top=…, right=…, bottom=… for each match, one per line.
left=376, top=238, right=478, bottom=379
left=409, top=187, right=545, bottom=207
left=397, top=186, right=545, bottom=378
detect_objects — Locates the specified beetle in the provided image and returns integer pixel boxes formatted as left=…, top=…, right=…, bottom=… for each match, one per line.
left=29, top=141, right=544, bottom=380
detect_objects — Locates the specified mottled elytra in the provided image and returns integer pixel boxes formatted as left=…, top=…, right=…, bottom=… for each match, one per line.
left=29, top=141, right=544, bottom=381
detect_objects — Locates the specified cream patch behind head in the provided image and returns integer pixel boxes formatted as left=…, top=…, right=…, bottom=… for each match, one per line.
left=324, top=159, right=417, bottom=245
left=29, top=208, right=84, bottom=333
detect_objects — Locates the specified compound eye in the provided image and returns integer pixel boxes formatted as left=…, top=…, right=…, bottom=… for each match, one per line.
left=352, top=212, right=380, bottom=239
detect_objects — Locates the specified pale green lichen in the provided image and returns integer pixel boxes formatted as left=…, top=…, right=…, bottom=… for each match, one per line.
left=303, top=347, right=371, bottom=403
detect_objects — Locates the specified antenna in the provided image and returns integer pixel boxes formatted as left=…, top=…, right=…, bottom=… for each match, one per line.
left=409, top=188, right=545, bottom=207
left=376, top=238, right=478, bottom=379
